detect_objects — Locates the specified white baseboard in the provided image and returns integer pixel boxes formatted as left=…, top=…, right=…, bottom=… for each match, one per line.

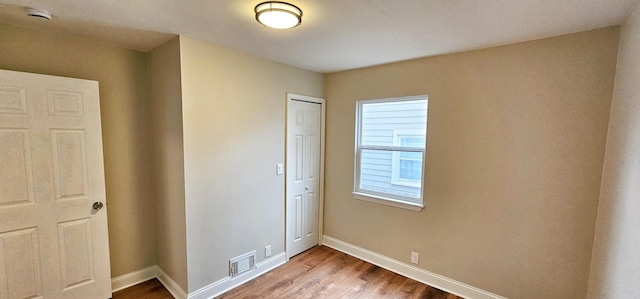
left=111, top=266, right=157, bottom=292
left=322, top=235, right=506, bottom=299
left=187, top=252, right=287, bottom=299
left=157, top=266, right=188, bottom=299
left=110, top=253, right=286, bottom=299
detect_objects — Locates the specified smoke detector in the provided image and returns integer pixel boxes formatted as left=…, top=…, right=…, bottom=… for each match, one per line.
left=25, top=7, right=52, bottom=20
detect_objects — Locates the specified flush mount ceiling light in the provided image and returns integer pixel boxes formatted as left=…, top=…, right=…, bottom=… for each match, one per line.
left=24, top=7, right=52, bottom=20
left=254, top=1, right=302, bottom=29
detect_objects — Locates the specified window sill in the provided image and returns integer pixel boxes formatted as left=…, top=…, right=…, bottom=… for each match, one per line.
left=390, top=180, right=421, bottom=188
left=352, top=192, right=423, bottom=211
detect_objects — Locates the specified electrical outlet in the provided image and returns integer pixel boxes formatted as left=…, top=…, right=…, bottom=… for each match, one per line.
left=411, top=251, right=419, bottom=264
left=265, top=245, right=272, bottom=258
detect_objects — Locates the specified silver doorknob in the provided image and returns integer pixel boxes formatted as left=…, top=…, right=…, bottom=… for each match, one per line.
left=93, top=202, right=104, bottom=210
left=305, top=186, right=309, bottom=190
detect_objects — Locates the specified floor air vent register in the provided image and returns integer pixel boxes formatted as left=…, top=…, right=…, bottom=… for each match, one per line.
left=230, top=250, right=257, bottom=277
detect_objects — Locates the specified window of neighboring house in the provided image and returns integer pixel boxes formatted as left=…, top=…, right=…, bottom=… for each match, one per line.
left=392, top=130, right=426, bottom=188
left=353, top=96, right=428, bottom=211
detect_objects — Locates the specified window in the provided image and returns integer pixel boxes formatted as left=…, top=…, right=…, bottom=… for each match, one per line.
left=391, top=130, right=426, bottom=188
left=353, top=96, right=428, bottom=211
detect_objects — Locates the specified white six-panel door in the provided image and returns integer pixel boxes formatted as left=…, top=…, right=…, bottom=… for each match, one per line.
left=286, top=95, right=323, bottom=258
left=0, top=69, right=111, bottom=298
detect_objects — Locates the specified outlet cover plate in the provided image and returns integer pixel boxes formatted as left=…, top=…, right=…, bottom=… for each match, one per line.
left=411, top=251, right=419, bottom=264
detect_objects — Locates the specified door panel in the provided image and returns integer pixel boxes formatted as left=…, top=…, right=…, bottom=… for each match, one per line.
left=0, top=129, right=34, bottom=207
left=51, top=130, right=89, bottom=201
left=286, top=98, right=322, bottom=258
left=304, top=191, right=315, bottom=237
left=0, top=69, right=111, bottom=298
left=47, top=90, right=84, bottom=117
left=0, top=227, right=43, bottom=299
left=295, top=135, right=303, bottom=182
left=0, top=86, right=27, bottom=114
left=295, top=195, right=302, bottom=241
left=58, top=218, right=94, bottom=290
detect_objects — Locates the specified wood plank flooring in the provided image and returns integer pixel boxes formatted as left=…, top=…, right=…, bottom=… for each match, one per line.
left=112, top=278, right=173, bottom=299
left=113, top=246, right=462, bottom=299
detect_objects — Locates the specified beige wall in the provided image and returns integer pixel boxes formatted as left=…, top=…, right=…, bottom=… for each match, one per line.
left=588, top=3, right=640, bottom=298
left=148, top=37, right=189, bottom=291
left=3, top=17, right=633, bottom=298
left=0, top=23, right=158, bottom=278
left=178, top=36, right=323, bottom=292
left=323, top=27, right=619, bottom=298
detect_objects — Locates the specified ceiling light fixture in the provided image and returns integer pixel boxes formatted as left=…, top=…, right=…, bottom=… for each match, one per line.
left=254, top=1, right=302, bottom=29
left=24, top=7, right=52, bottom=20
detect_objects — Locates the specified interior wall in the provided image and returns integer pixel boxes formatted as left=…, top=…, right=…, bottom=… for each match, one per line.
left=148, top=37, right=189, bottom=291
left=323, top=27, right=619, bottom=299
left=588, top=3, right=640, bottom=297
left=0, top=23, right=158, bottom=278
left=178, top=36, right=323, bottom=292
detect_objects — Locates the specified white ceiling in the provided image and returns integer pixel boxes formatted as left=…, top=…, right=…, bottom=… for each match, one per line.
left=0, top=0, right=638, bottom=73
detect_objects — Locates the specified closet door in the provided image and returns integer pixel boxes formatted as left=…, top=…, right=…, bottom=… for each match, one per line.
left=286, top=96, right=322, bottom=258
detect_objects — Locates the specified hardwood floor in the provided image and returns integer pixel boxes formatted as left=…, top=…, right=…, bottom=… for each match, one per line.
left=217, top=246, right=461, bottom=299
left=112, top=278, right=173, bottom=299
left=113, top=246, right=462, bottom=299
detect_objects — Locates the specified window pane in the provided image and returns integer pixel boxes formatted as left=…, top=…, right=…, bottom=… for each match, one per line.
left=359, top=149, right=421, bottom=200
left=361, top=100, right=427, bottom=146
left=399, top=159, right=422, bottom=180
left=400, top=151, right=422, bottom=159
left=400, top=136, right=425, bottom=148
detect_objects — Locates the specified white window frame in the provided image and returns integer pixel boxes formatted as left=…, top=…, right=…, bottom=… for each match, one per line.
left=353, top=95, right=428, bottom=211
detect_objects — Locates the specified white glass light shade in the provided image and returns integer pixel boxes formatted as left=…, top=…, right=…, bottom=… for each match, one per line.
left=255, top=1, right=302, bottom=29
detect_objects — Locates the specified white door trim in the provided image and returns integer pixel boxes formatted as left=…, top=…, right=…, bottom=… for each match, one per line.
left=285, top=93, right=326, bottom=259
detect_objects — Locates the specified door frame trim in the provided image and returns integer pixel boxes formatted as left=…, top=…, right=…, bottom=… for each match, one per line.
left=285, top=93, right=326, bottom=260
